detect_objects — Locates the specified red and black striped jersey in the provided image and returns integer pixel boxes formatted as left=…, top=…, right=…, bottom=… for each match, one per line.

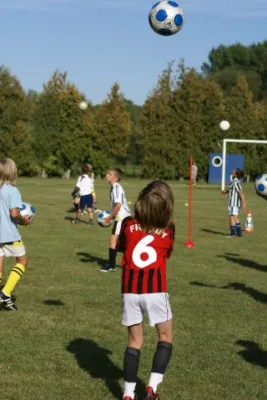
left=117, top=217, right=175, bottom=294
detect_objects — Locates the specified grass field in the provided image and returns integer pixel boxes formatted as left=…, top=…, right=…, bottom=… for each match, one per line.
left=1, top=178, right=267, bottom=400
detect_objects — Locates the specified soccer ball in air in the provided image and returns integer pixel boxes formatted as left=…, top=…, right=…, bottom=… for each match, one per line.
left=219, top=120, right=230, bottom=131
left=97, top=210, right=113, bottom=228
left=19, top=202, right=36, bottom=224
left=79, top=101, right=88, bottom=110
left=255, top=174, right=267, bottom=196
left=149, top=1, right=184, bottom=36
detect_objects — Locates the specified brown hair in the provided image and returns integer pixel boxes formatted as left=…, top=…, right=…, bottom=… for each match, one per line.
left=134, top=180, right=174, bottom=233
left=236, top=168, right=244, bottom=180
left=0, top=157, right=18, bottom=187
left=110, top=168, right=123, bottom=181
left=82, top=164, right=90, bottom=174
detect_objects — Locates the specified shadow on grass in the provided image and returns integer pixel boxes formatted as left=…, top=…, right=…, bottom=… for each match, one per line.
left=43, top=299, right=64, bottom=306
left=66, top=338, right=145, bottom=399
left=217, top=254, right=267, bottom=273
left=77, top=252, right=107, bottom=268
left=200, top=228, right=227, bottom=236
left=190, top=281, right=267, bottom=304
left=236, top=340, right=267, bottom=368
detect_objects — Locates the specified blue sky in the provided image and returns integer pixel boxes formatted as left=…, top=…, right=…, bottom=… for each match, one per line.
left=0, top=0, right=265, bottom=105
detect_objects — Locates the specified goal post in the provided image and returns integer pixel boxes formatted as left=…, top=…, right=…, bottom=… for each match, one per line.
left=221, top=139, right=267, bottom=192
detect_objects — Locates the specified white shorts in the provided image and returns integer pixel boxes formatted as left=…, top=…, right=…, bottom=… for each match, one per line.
left=122, top=292, right=172, bottom=327
left=112, top=220, right=122, bottom=235
left=0, top=240, right=26, bottom=258
left=228, top=206, right=240, bottom=216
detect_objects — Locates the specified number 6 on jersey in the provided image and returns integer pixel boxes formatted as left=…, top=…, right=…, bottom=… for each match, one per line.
left=132, top=235, right=158, bottom=268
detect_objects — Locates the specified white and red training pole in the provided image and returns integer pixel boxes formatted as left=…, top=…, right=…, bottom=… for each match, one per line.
left=184, top=156, right=195, bottom=248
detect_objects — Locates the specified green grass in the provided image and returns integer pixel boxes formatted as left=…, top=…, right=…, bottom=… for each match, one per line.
left=1, top=178, right=267, bottom=400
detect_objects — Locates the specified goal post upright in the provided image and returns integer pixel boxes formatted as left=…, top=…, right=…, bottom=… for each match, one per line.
left=221, top=139, right=267, bottom=192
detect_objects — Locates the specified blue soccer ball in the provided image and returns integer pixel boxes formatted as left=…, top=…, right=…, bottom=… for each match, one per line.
left=97, top=210, right=112, bottom=228
left=19, top=202, right=36, bottom=224
left=149, top=1, right=184, bottom=36
left=255, top=174, right=267, bottom=196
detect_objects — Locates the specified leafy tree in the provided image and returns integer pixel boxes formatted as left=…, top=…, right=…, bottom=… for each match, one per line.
left=0, top=66, right=36, bottom=174
left=32, top=70, right=94, bottom=175
left=202, top=41, right=267, bottom=99
left=93, top=83, right=131, bottom=162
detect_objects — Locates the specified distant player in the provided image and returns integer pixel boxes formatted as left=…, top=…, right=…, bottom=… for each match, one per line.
left=0, top=157, right=32, bottom=311
left=227, top=168, right=246, bottom=237
left=72, top=164, right=96, bottom=224
left=100, top=168, right=131, bottom=272
left=117, top=180, right=175, bottom=400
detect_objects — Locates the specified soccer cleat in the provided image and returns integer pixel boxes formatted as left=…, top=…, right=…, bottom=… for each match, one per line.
left=100, top=265, right=116, bottom=272
left=144, top=386, right=160, bottom=400
left=226, top=234, right=235, bottom=238
left=88, top=219, right=95, bottom=225
left=0, top=292, right=17, bottom=311
left=100, top=265, right=111, bottom=272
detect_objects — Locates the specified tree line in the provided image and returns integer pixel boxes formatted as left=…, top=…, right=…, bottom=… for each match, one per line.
left=1, top=40, right=267, bottom=180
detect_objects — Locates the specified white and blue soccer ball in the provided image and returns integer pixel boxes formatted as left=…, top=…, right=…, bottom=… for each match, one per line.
left=255, top=174, right=267, bottom=196
left=97, top=210, right=112, bottom=228
left=19, top=202, right=36, bottom=223
left=149, top=1, right=184, bottom=36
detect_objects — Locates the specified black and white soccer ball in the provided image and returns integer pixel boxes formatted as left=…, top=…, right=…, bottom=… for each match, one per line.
left=149, top=1, right=184, bottom=36
left=19, top=202, right=36, bottom=224
left=255, top=174, right=267, bottom=196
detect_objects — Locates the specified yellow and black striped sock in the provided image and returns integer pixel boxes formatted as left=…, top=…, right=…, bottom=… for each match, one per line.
left=2, top=263, right=25, bottom=296
left=0, top=271, right=2, bottom=286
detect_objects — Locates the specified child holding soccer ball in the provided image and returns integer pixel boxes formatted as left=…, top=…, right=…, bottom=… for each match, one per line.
left=116, top=180, right=175, bottom=400
left=100, top=168, right=131, bottom=272
left=0, top=158, right=32, bottom=311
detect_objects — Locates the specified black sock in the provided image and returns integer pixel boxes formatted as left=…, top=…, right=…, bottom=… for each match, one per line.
left=236, top=223, right=242, bottom=236
left=124, top=347, right=140, bottom=383
left=109, top=248, right=117, bottom=268
left=151, top=341, right=173, bottom=374
left=230, top=225, right=236, bottom=236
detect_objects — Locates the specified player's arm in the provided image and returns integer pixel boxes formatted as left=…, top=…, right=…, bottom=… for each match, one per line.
left=104, top=203, right=121, bottom=224
left=91, top=180, right=97, bottom=204
left=10, top=208, right=31, bottom=226
left=166, top=222, right=175, bottom=259
left=239, top=191, right=246, bottom=210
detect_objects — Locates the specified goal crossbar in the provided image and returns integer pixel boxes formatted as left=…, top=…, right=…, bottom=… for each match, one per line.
left=221, top=139, right=267, bottom=192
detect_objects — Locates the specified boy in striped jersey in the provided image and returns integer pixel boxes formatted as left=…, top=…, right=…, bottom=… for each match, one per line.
left=100, top=168, right=131, bottom=272
left=116, top=180, right=175, bottom=400
left=227, top=168, right=246, bottom=237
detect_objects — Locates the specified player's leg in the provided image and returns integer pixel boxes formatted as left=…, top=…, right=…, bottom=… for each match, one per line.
left=73, top=196, right=84, bottom=223
left=228, top=207, right=237, bottom=237
left=234, top=211, right=242, bottom=236
left=100, top=222, right=120, bottom=272
left=122, top=294, right=143, bottom=400
left=123, top=324, right=143, bottom=400
left=144, top=293, right=173, bottom=399
left=0, top=243, right=28, bottom=311
left=87, top=194, right=95, bottom=225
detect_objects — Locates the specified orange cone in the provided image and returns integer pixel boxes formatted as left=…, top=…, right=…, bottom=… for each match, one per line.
left=244, top=209, right=254, bottom=232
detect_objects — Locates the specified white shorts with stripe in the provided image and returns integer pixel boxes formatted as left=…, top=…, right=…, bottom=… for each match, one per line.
left=0, top=240, right=26, bottom=257
left=228, top=206, right=240, bottom=216
left=122, top=292, right=172, bottom=327
left=112, top=220, right=122, bottom=235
